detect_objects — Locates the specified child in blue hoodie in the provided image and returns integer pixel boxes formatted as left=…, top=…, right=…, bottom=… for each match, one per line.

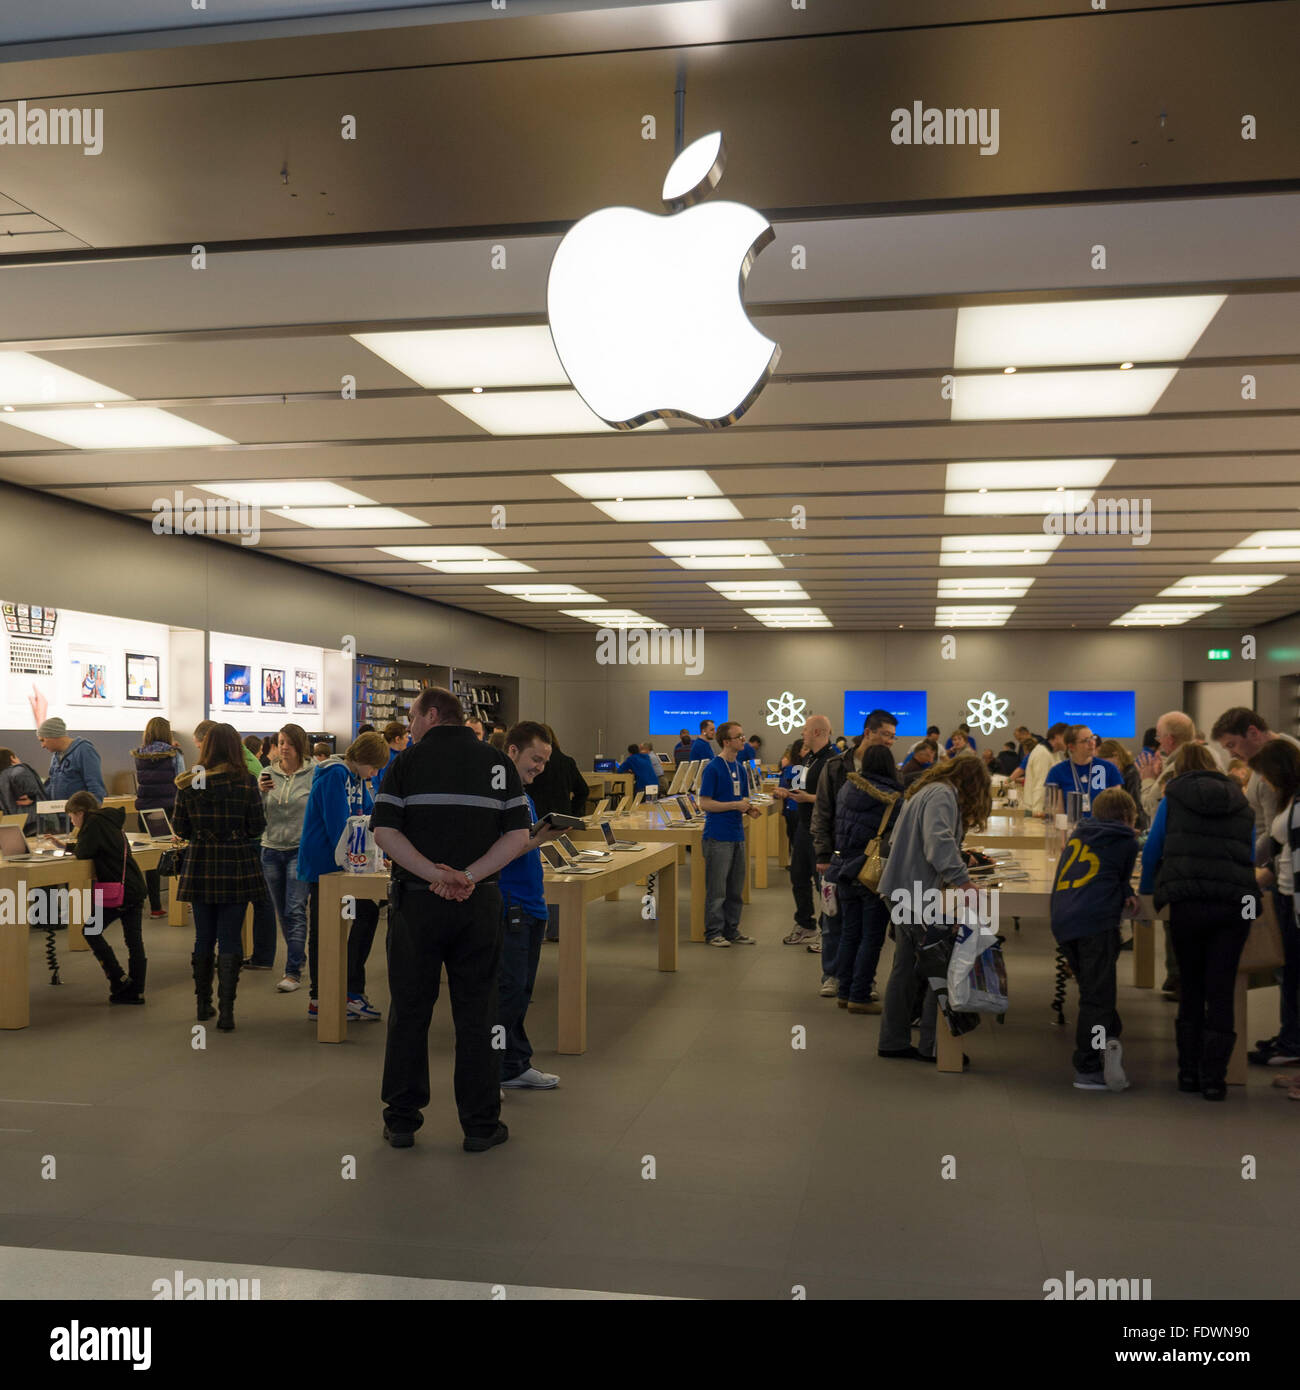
left=1049, top=786, right=1140, bottom=1093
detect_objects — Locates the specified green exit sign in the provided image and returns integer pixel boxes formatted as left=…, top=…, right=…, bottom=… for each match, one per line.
left=1207, top=649, right=1231, bottom=660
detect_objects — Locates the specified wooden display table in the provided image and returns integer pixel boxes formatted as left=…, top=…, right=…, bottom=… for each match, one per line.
left=570, top=807, right=705, bottom=941
left=744, top=798, right=780, bottom=895
left=969, top=812, right=1048, bottom=849
left=543, top=840, right=679, bottom=1053
left=315, top=842, right=679, bottom=1054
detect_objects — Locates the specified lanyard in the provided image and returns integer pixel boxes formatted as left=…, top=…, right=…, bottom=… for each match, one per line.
left=1070, top=759, right=1093, bottom=808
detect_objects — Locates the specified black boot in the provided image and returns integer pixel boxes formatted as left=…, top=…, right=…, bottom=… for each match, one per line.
left=113, top=960, right=147, bottom=1005
left=192, top=952, right=215, bottom=1022
left=1201, top=1028, right=1235, bottom=1101
left=1175, top=1019, right=1202, bottom=1092
left=216, top=954, right=241, bottom=1032
left=106, top=972, right=132, bottom=1004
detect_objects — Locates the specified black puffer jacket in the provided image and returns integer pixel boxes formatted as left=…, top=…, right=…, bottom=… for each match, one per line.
left=74, top=806, right=147, bottom=909
left=827, top=771, right=902, bottom=884
left=1154, top=769, right=1257, bottom=914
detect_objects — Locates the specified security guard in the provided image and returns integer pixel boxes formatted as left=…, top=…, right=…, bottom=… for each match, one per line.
left=371, top=687, right=530, bottom=1153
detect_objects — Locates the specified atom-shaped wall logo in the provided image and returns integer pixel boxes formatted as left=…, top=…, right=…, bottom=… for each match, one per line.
left=765, top=691, right=807, bottom=735
left=965, top=690, right=1009, bottom=736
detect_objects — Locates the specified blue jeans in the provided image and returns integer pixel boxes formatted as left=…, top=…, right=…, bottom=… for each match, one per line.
left=192, top=901, right=245, bottom=956
left=702, top=838, right=746, bottom=940
left=836, top=886, right=888, bottom=1002
left=821, top=897, right=842, bottom=981
left=498, top=904, right=546, bottom=1080
left=262, top=846, right=309, bottom=978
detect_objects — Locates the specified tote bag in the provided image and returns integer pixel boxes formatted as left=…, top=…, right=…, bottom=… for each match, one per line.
left=1238, top=892, right=1286, bottom=973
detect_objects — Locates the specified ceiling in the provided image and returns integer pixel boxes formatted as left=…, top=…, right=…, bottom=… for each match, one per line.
left=0, top=0, right=1297, bottom=636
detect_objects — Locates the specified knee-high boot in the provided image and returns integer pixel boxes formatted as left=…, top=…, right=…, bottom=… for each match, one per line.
left=192, top=952, right=215, bottom=1021
left=216, top=954, right=241, bottom=1032
left=1200, top=1028, right=1235, bottom=1102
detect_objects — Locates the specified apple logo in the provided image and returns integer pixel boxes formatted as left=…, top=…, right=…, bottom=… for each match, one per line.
left=547, top=131, right=780, bottom=430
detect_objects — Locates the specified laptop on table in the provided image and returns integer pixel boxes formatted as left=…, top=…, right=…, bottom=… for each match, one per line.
left=540, top=843, right=601, bottom=875
left=0, top=824, right=71, bottom=864
left=557, top=833, right=612, bottom=863
left=599, top=819, right=644, bottom=852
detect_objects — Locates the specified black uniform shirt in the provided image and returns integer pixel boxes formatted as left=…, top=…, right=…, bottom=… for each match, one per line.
left=370, top=724, right=531, bottom=885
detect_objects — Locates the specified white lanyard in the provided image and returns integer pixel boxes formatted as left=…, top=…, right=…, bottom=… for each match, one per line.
left=1070, top=760, right=1092, bottom=810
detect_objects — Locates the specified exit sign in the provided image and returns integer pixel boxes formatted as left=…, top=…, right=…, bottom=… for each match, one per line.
left=1207, top=648, right=1231, bottom=660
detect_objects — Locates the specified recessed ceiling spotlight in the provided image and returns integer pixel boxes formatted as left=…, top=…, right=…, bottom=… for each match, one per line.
left=471, top=386, right=484, bottom=393
left=93, top=402, right=105, bottom=409
left=1003, top=367, right=1016, bottom=374
left=978, top=487, right=988, bottom=494
left=1119, top=362, right=1134, bottom=370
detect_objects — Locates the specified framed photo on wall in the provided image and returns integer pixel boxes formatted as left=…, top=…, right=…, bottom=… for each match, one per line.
left=223, top=662, right=252, bottom=707
left=294, top=669, right=318, bottom=710
left=262, top=667, right=285, bottom=709
left=124, top=652, right=161, bottom=704
left=70, top=648, right=111, bottom=704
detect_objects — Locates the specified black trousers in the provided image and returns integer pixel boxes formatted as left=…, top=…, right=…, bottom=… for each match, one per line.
left=144, top=867, right=162, bottom=913
left=788, top=821, right=818, bottom=930
left=1060, top=928, right=1121, bottom=1074
left=307, top=881, right=380, bottom=998
left=381, top=880, right=503, bottom=1138
left=1169, top=900, right=1249, bottom=1036
left=85, top=903, right=146, bottom=986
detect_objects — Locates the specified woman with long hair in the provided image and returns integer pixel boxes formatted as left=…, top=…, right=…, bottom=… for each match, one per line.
left=1140, top=743, right=1256, bottom=1099
left=1245, top=739, right=1300, bottom=1083
left=132, top=715, right=185, bottom=918
left=172, top=722, right=268, bottom=1033
left=67, top=790, right=149, bottom=1004
left=876, top=756, right=992, bottom=1064
left=258, top=723, right=314, bottom=994
left=1097, top=738, right=1148, bottom=831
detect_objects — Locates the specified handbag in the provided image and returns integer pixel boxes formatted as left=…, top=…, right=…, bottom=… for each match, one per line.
left=1238, top=892, right=1286, bottom=973
left=856, top=792, right=900, bottom=891
left=88, top=838, right=128, bottom=933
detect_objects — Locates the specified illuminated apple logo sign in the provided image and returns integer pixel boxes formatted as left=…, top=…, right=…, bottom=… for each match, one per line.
left=547, top=131, right=780, bottom=430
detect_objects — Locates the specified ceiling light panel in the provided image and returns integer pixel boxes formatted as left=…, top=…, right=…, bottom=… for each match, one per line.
left=2, top=408, right=235, bottom=449
left=1111, top=603, right=1220, bottom=626
left=560, top=609, right=664, bottom=627
left=352, top=326, right=569, bottom=388
left=940, top=535, right=1061, bottom=566
left=439, top=389, right=667, bottom=435
left=1214, top=532, right=1300, bottom=563
left=953, top=296, right=1225, bottom=369
left=1159, top=575, right=1284, bottom=597
left=199, top=481, right=373, bottom=507
left=708, top=581, right=810, bottom=599
left=950, top=369, right=1177, bottom=420
left=270, top=507, right=426, bottom=529
left=487, top=585, right=604, bottom=602
left=596, top=499, right=741, bottom=522
left=944, top=459, right=1115, bottom=490
left=935, top=606, right=1015, bottom=626
left=937, top=578, right=1033, bottom=598
left=945, top=489, right=1094, bottom=516
left=554, top=469, right=722, bottom=499
left=0, top=352, right=131, bottom=405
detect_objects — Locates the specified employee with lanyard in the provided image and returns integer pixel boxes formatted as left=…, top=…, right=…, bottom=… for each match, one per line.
left=1043, top=724, right=1122, bottom=819
left=371, top=687, right=531, bottom=1154
left=697, top=721, right=763, bottom=946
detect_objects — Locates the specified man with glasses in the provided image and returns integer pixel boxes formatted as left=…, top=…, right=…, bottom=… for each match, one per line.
left=697, top=721, right=763, bottom=946
left=1043, top=725, right=1122, bottom=820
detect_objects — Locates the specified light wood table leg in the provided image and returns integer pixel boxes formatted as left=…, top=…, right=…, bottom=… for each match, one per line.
left=689, top=843, right=706, bottom=942
left=936, top=1017, right=964, bottom=1073
left=1132, top=918, right=1156, bottom=988
left=754, top=816, right=769, bottom=890
left=316, top=876, right=349, bottom=1043
left=604, top=886, right=620, bottom=903
left=241, top=904, right=253, bottom=959
left=657, top=856, right=679, bottom=972
left=556, top=890, right=586, bottom=1054
left=742, top=818, right=752, bottom=904
left=1229, top=973, right=1248, bottom=1086
left=167, top=880, right=187, bottom=927
left=0, top=919, right=28, bottom=1029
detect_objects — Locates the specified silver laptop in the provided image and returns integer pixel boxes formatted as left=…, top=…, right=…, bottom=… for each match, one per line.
left=540, top=842, right=601, bottom=875
left=0, top=823, right=70, bottom=863
left=600, top=819, right=643, bottom=852
left=557, top=832, right=611, bottom=863
left=138, top=807, right=174, bottom=840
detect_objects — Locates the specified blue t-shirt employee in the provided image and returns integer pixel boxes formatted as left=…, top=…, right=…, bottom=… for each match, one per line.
left=1043, top=724, right=1122, bottom=819
left=689, top=720, right=717, bottom=765
left=617, top=746, right=661, bottom=792
left=697, top=721, right=763, bottom=946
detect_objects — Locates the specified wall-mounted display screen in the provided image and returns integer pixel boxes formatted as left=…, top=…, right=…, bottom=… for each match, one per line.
left=843, top=690, right=928, bottom=739
left=648, top=689, right=728, bottom=736
left=1048, top=690, right=1136, bottom=739
left=124, top=653, right=161, bottom=704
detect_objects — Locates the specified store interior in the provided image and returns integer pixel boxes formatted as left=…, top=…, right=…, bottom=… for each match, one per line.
left=3, top=0, right=1300, bottom=1306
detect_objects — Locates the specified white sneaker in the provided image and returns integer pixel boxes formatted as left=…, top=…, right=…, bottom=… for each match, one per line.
left=276, top=975, right=301, bottom=993
left=1103, top=1038, right=1129, bottom=1091
left=501, top=1067, right=560, bottom=1089
left=818, top=977, right=837, bottom=997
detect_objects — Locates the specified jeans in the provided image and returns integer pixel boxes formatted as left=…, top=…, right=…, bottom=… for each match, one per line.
left=879, top=921, right=938, bottom=1056
left=1273, top=891, right=1299, bottom=1052
left=1060, top=929, right=1122, bottom=1074
left=820, top=894, right=841, bottom=981
left=702, top=837, right=746, bottom=940
left=836, top=886, right=888, bottom=1002
left=788, top=822, right=817, bottom=930
left=381, top=880, right=503, bottom=1138
left=307, top=880, right=381, bottom=998
left=262, top=846, right=309, bottom=978
left=192, top=901, right=246, bottom=956
left=498, top=904, right=546, bottom=1081
left=1169, top=900, right=1249, bottom=1037
left=85, top=903, right=145, bottom=985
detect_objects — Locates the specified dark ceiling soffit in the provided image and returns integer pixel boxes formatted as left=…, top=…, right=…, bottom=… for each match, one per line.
left=2, top=180, right=1300, bottom=271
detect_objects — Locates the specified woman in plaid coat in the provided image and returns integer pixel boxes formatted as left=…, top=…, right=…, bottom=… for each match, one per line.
left=173, top=722, right=267, bottom=1033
